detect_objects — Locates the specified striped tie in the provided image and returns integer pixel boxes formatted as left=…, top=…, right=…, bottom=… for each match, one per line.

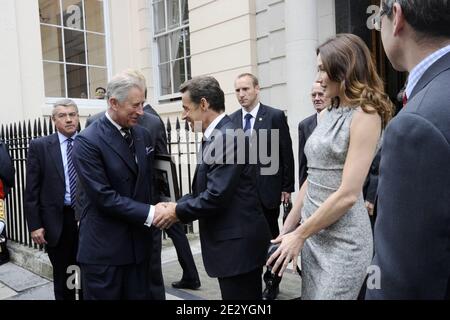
left=67, top=138, right=77, bottom=209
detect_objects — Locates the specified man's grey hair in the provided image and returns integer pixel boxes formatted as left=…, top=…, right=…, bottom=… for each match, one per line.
left=52, top=99, right=78, bottom=117
left=106, top=69, right=147, bottom=104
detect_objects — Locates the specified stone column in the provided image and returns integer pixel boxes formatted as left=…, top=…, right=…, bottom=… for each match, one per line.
left=285, top=0, right=319, bottom=190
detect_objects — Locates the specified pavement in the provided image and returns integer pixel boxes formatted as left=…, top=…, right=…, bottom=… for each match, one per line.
left=0, top=236, right=302, bottom=300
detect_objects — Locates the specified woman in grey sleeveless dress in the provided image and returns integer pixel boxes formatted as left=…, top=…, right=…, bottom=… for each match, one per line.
left=267, top=34, right=395, bottom=299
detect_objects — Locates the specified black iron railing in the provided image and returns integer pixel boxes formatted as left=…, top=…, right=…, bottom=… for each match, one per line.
left=0, top=117, right=200, bottom=248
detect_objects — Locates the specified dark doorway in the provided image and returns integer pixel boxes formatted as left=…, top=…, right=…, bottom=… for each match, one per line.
left=335, top=0, right=407, bottom=114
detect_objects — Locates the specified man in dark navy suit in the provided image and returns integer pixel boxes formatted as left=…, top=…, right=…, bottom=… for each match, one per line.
left=25, top=99, right=81, bottom=300
left=86, top=97, right=201, bottom=293
left=229, top=73, right=294, bottom=300
left=73, top=70, right=165, bottom=300
left=367, top=0, right=450, bottom=299
left=153, top=76, right=271, bottom=300
left=142, top=91, right=201, bottom=290
left=230, top=73, right=295, bottom=240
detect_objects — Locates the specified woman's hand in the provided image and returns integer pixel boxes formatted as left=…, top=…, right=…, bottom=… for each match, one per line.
left=266, top=230, right=305, bottom=277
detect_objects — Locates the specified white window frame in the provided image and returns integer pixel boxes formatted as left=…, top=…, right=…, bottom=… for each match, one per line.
left=151, top=0, right=191, bottom=102
left=41, top=0, right=112, bottom=108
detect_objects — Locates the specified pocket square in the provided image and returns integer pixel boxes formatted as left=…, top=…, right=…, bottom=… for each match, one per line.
left=146, top=147, right=154, bottom=155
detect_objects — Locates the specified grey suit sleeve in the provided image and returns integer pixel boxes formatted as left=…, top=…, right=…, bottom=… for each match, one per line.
left=372, top=113, right=450, bottom=295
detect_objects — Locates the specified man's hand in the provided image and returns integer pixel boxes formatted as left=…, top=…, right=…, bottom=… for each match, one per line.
left=153, top=202, right=178, bottom=230
left=365, top=201, right=374, bottom=216
left=281, top=192, right=291, bottom=204
left=31, top=228, right=47, bottom=245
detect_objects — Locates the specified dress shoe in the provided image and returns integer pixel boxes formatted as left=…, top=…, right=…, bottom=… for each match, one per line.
left=171, top=279, right=201, bottom=290
left=262, top=283, right=279, bottom=300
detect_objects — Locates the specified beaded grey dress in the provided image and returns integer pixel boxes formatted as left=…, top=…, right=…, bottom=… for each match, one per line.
left=301, top=106, right=374, bottom=300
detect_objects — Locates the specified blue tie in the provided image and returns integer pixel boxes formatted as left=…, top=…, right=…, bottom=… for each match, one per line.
left=66, top=138, right=77, bottom=209
left=244, top=113, right=253, bottom=134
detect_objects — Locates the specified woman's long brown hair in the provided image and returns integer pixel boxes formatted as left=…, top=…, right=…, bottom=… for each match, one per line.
left=317, top=34, right=394, bottom=127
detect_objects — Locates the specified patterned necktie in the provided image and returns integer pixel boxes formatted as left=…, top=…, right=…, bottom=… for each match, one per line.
left=244, top=113, right=253, bottom=134
left=402, top=92, right=408, bottom=108
left=66, top=138, right=77, bottom=209
left=121, top=128, right=135, bottom=155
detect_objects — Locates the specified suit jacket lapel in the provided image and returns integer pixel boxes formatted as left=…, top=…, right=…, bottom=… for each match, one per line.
left=133, top=129, right=147, bottom=197
left=410, top=52, right=450, bottom=100
left=100, top=118, right=138, bottom=175
left=232, top=109, right=243, bottom=129
left=253, top=104, right=268, bottom=132
left=47, top=133, right=65, bottom=184
left=309, top=115, right=318, bottom=137
left=192, top=116, right=231, bottom=195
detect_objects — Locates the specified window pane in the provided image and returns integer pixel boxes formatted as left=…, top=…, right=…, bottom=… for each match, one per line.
left=172, top=59, right=185, bottom=93
left=62, top=0, right=84, bottom=30
left=88, top=67, right=108, bottom=99
left=153, top=0, right=166, bottom=34
left=181, top=0, right=188, bottom=24
left=39, top=0, right=61, bottom=25
left=167, top=0, right=180, bottom=29
left=184, top=28, right=190, bottom=57
left=87, top=33, right=106, bottom=66
left=186, top=56, right=191, bottom=80
left=158, top=35, right=170, bottom=63
left=85, top=0, right=104, bottom=33
left=43, top=62, right=66, bottom=97
left=66, top=64, right=88, bottom=98
left=41, top=25, right=63, bottom=61
left=170, top=30, right=184, bottom=60
left=64, top=29, right=86, bottom=64
left=159, top=62, right=172, bottom=96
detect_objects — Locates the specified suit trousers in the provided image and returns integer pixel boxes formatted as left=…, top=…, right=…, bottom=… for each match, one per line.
left=218, top=267, right=263, bottom=300
left=167, top=222, right=200, bottom=281
left=46, top=206, right=79, bottom=300
left=149, top=228, right=165, bottom=300
left=81, top=258, right=153, bottom=300
left=262, top=206, right=281, bottom=239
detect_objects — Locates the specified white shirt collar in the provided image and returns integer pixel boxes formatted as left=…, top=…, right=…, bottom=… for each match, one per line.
left=406, top=44, right=450, bottom=98
left=241, top=103, right=260, bottom=119
left=105, top=111, right=124, bottom=134
left=204, top=113, right=227, bottom=140
left=57, top=131, right=77, bottom=144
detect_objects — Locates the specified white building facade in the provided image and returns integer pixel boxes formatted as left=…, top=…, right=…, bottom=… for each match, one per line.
left=2, top=0, right=402, bottom=190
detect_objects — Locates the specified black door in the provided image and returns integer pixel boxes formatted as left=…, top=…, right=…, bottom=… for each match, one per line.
left=335, top=0, right=407, bottom=114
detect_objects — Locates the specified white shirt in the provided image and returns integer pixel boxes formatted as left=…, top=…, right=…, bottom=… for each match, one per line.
left=104, top=112, right=155, bottom=228
left=241, top=103, right=260, bottom=132
left=204, top=113, right=227, bottom=140
left=57, top=131, right=77, bottom=206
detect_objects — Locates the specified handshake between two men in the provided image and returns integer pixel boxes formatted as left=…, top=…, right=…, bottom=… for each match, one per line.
left=153, top=202, right=179, bottom=230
